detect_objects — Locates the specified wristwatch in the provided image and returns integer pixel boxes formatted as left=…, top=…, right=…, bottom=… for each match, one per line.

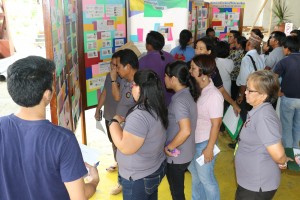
left=108, top=119, right=119, bottom=126
left=111, top=80, right=117, bottom=83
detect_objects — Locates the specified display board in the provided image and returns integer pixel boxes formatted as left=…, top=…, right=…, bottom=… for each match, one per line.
left=208, top=1, right=244, bottom=41
left=44, top=0, right=82, bottom=131
left=80, top=0, right=127, bottom=108
left=128, top=0, right=189, bottom=53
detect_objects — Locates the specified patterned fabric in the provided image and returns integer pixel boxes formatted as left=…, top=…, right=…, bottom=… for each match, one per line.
left=228, top=49, right=245, bottom=81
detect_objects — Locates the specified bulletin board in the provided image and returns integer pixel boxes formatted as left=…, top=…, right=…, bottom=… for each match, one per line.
left=43, top=0, right=82, bottom=132
left=79, top=0, right=127, bottom=109
left=196, top=2, right=209, bottom=39
left=128, top=0, right=189, bottom=53
left=208, top=1, right=244, bottom=41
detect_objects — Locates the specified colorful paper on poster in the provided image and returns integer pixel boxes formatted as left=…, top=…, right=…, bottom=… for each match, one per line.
left=87, top=41, right=97, bottom=50
left=86, top=4, right=104, bottom=18
left=101, top=31, right=111, bottom=40
left=86, top=32, right=97, bottom=41
left=99, top=62, right=110, bottom=74
left=228, top=12, right=240, bottom=20
left=115, top=38, right=125, bottom=47
left=106, top=4, right=123, bottom=17
left=97, top=20, right=115, bottom=32
left=114, top=30, right=125, bottom=38
left=213, top=26, right=225, bottom=33
left=88, top=76, right=106, bottom=90
left=87, top=51, right=98, bottom=58
left=102, top=40, right=112, bottom=48
left=227, top=26, right=239, bottom=32
left=100, top=48, right=113, bottom=60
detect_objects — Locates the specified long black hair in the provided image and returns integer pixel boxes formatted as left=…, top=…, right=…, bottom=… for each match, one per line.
left=165, top=61, right=199, bottom=101
left=179, top=29, right=192, bottom=51
left=127, top=69, right=168, bottom=129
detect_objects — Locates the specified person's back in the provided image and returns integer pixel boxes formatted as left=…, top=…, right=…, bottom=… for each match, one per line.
left=0, top=115, right=86, bottom=199
left=170, top=29, right=195, bottom=62
left=1, top=56, right=99, bottom=200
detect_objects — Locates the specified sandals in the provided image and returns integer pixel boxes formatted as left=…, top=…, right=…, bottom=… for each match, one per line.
left=106, top=165, right=118, bottom=172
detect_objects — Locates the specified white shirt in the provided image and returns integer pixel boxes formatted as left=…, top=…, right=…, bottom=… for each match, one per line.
left=236, top=49, right=264, bottom=86
left=216, top=57, right=234, bottom=96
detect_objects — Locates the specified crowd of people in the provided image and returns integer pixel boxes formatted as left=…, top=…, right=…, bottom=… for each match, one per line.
left=1, top=27, right=299, bottom=200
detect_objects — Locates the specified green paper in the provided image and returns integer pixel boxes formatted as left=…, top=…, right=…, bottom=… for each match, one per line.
left=285, top=148, right=300, bottom=171
left=87, top=90, right=98, bottom=107
left=144, top=3, right=162, bottom=17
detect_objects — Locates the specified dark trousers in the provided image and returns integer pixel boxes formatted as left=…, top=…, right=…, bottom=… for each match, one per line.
left=105, top=120, right=117, bottom=161
left=231, top=80, right=239, bottom=100
left=166, top=162, right=191, bottom=200
left=235, top=185, right=277, bottom=200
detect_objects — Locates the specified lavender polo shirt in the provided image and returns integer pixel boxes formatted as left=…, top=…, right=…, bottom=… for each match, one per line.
left=116, top=78, right=135, bottom=117
left=103, top=73, right=120, bottom=120
left=235, top=103, right=282, bottom=192
left=166, top=88, right=197, bottom=164
left=117, top=107, right=166, bottom=180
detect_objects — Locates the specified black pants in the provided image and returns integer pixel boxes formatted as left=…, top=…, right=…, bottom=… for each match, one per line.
left=231, top=80, right=239, bottom=100
left=235, top=185, right=277, bottom=200
left=166, top=162, right=190, bottom=200
left=105, top=120, right=117, bottom=161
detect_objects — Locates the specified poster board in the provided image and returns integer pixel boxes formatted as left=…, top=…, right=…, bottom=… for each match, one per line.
left=208, top=1, right=244, bottom=41
left=127, top=0, right=189, bottom=54
left=196, top=2, right=209, bottom=39
left=43, top=0, right=82, bottom=131
left=79, top=0, right=127, bottom=109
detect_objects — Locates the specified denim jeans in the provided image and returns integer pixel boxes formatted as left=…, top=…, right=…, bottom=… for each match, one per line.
left=188, top=140, right=220, bottom=200
left=280, top=96, right=300, bottom=148
left=166, top=162, right=190, bottom=200
left=119, top=160, right=167, bottom=200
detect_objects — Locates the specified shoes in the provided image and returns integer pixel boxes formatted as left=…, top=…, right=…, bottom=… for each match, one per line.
left=228, top=142, right=237, bottom=149
left=110, top=184, right=122, bottom=195
left=106, top=164, right=118, bottom=172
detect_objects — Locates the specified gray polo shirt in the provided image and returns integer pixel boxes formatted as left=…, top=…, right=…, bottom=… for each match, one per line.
left=103, top=73, right=121, bottom=120
left=116, top=78, right=135, bottom=117
left=235, top=103, right=282, bottom=192
left=264, top=46, right=285, bottom=70
left=166, top=88, right=197, bottom=164
left=117, top=107, right=166, bottom=180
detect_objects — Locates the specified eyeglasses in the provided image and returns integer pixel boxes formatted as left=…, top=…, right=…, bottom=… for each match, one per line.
left=246, top=87, right=259, bottom=93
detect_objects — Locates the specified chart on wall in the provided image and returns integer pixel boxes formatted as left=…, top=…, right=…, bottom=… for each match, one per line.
left=81, top=0, right=127, bottom=107
left=46, top=0, right=81, bottom=130
left=128, top=0, right=189, bottom=53
left=209, top=1, right=244, bottom=41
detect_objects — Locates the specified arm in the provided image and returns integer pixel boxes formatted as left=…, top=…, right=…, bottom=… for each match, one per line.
left=109, top=115, right=145, bottom=155
left=111, top=68, right=121, bottom=101
left=202, top=117, right=222, bottom=163
left=94, top=89, right=106, bottom=121
left=266, top=142, right=289, bottom=165
left=219, top=86, right=241, bottom=115
left=236, top=85, right=246, bottom=104
left=64, top=163, right=99, bottom=200
left=165, top=118, right=191, bottom=156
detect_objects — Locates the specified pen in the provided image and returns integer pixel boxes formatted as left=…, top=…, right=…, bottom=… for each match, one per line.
left=94, top=161, right=100, bottom=167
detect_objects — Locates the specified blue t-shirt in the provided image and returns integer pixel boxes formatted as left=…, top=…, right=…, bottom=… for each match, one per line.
left=170, top=45, right=195, bottom=62
left=0, top=114, right=87, bottom=200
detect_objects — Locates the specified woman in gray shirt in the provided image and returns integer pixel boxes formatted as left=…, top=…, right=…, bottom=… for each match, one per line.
left=109, top=70, right=168, bottom=200
left=164, top=61, right=199, bottom=200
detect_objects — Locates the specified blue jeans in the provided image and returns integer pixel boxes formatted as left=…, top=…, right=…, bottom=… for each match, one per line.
left=188, top=141, right=220, bottom=200
left=280, top=96, right=300, bottom=148
left=119, top=160, right=167, bottom=200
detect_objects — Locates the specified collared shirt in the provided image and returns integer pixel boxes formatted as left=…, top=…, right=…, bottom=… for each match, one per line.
left=274, top=52, right=300, bottom=99
left=103, top=73, right=121, bottom=119
left=216, top=57, right=234, bottom=96
left=116, top=78, right=135, bottom=117
left=235, top=103, right=282, bottom=192
left=236, top=49, right=264, bottom=86
left=195, top=80, right=223, bottom=143
left=228, top=49, right=245, bottom=81
left=264, top=46, right=285, bottom=70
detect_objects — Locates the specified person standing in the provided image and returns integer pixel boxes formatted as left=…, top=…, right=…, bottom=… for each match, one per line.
left=0, top=56, right=99, bottom=200
left=164, top=61, right=198, bottom=200
left=188, top=54, right=224, bottom=200
left=109, top=70, right=168, bottom=200
left=235, top=70, right=292, bottom=200
left=170, top=29, right=195, bottom=62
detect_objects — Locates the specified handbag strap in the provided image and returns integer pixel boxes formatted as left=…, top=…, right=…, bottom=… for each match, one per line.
left=247, top=54, right=257, bottom=71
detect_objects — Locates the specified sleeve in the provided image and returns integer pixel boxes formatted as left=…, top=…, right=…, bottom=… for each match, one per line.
left=264, top=52, right=276, bottom=68
left=60, top=135, right=88, bottom=182
left=256, top=109, right=281, bottom=147
left=170, top=47, right=176, bottom=56
left=174, top=99, right=190, bottom=122
left=236, top=56, right=251, bottom=86
left=124, top=110, right=149, bottom=139
left=273, top=60, right=284, bottom=77
left=211, top=67, right=223, bottom=88
left=138, top=57, right=147, bottom=70
left=207, top=92, right=224, bottom=119
left=103, top=73, right=111, bottom=90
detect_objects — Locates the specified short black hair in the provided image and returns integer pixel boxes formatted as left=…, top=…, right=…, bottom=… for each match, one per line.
left=118, top=49, right=139, bottom=70
left=251, top=29, right=264, bottom=39
left=230, top=30, right=241, bottom=39
left=216, top=41, right=230, bottom=58
left=206, top=28, right=215, bottom=36
left=237, top=36, right=247, bottom=50
left=192, top=54, right=216, bottom=77
left=271, top=31, right=286, bottom=46
left=7, top=56, right=55, bottom=107
left=146, top=31, right=165, bottom=51
left=282, top=35, right=300, bottom=53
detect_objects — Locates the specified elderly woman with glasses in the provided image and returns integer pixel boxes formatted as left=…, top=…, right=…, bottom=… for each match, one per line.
left=235, top=70, right=292, bottom=200
left=109, top=69, right=168, bottom=200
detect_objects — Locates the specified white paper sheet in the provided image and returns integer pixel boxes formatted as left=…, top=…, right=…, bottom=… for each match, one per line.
left=79, top=143, right=100, bottom=166
left=223, top=105, right=240, bottom=137
left=196, top=145, right=220, bottom=166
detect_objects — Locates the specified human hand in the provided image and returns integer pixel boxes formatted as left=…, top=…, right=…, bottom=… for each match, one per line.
left=232, top=102, right=241, bottom=116
left=278, top=157, right=294, bottom=170
left=110, top=67, right=118, bottom=81
left=164, top=146, right=174, bottom=157
left=94, top=109, right=101, bottom=121
left=202, top=147, right=214, bottom=163
left=236, top=95, right=243, bottom=104
left=85, top=162, right=100, bottom=186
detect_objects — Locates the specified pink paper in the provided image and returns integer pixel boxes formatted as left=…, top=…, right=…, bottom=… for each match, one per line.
left=82, top=0, right=96, bottom=11
left=103, top=15, right=110, bottom=20
left=137, top=28, right=143, bottom=42
left=167, top=27, right=173, bottom=41
left=92, top=64, right=99, bottom=75
left=234, top=22, right=238, bottom=26
left=212, top=7, right=220, bottom=13
left=219, top=33, right=227, bottom=41
left=117, top=24, right=126, bottom=37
